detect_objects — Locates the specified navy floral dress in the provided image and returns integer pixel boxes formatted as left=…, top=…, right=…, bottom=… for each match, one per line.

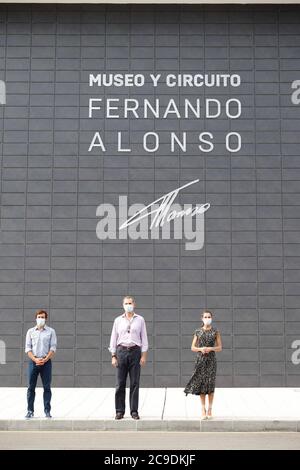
left=184, top=327, right=218, bottom=395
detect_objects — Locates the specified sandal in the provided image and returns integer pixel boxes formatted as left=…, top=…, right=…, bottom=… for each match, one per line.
left=201, top=406, right=207, bottom=420
left=206, top=407, right=213, bottom=419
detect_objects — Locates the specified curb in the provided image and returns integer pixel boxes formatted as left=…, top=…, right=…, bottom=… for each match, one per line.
left=0, top=419, right=299, bottom=432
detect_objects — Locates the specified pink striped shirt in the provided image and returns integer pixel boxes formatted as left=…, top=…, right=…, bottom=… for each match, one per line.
left=109, top=313, right=148, bottom=353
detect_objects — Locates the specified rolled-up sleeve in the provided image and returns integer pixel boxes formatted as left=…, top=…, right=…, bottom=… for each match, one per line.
left=109, top=319, right=118, bottom=354
left=50, top=329, right=57, bottom=352
left=25, top=329, right=32, bottom=354
left=141, top=318, right=148, bottom=352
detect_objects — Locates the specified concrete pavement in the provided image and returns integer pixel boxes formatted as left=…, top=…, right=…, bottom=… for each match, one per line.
left=0, top=387, right=299, bottom=432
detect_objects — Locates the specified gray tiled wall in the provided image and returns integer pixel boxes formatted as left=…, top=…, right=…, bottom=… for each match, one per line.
left=0, top=4, right=300, bottom=387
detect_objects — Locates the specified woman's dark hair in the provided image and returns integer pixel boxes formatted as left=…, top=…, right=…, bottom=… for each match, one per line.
left=202, top=310, right=213, bottom=318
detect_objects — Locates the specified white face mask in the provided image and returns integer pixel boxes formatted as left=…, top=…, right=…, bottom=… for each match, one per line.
left=124, top=304, right=134, bottom=313
left=36, top=318, right=46, bottom=327
left=203, top=318, right=212, bottom=326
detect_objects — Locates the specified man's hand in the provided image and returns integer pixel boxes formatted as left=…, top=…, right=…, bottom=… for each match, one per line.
left=112, top=356, right=118, bottom=368
left=140, top=353, right=147, bottom=367
left=35, top=358, right=45, bottom=366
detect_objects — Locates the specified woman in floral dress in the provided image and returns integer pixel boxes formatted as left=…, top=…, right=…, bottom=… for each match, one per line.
left=184, top=310, right=222, bottom=419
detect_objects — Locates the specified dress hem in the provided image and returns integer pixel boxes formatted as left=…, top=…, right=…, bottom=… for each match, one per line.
left=184, top=389, right=215, bottom=396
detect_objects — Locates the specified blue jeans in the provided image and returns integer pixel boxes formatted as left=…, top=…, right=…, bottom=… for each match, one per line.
left=27, top=359, right=52, bottom=413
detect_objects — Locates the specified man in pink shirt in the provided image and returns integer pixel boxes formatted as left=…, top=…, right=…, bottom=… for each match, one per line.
left=109, top=295, right=148, bottom=420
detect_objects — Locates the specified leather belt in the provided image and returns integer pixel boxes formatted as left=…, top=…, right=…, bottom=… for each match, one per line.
left=117, top=345, right=140, bottom=351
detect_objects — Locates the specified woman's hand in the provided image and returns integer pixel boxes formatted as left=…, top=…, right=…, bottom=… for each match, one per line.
left=199, top=347, right=212, bottom=354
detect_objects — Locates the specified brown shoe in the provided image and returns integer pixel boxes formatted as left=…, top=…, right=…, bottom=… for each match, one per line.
left=131, top=411, right=140, bottom=420
left=115, top=412, right=124, bottom=420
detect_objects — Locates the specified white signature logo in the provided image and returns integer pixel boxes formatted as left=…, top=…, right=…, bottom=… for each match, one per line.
left=96, top=179, right=210, bottom=250
left=120, top=179, right=209, bottom=230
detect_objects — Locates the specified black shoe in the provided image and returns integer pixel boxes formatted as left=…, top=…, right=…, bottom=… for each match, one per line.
left=131, top=412, right=140, bottom=420
left=115, top=412, right=124, bottom=420
left=45, top=411, right=52, bottom=418
left=25, top=411, right=34, bottom=419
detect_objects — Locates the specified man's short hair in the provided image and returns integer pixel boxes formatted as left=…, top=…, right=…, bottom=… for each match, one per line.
left=35, top=309, right=48, bottom=319
left=123, top=295, right=136, bottom=304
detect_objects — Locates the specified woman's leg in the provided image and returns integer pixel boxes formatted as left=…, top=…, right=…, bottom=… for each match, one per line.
left=200, top=394, right=206, bottom=419
left=207, top=392, right=214, bottom=417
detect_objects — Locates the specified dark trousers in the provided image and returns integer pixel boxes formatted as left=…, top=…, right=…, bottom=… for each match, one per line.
left=27, top=359, right=52, bottom=413
left=115, top=346, right=141, bottom=414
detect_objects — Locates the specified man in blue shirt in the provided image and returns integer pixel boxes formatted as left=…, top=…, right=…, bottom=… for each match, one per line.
left=25, top=309, right=57, bottom=419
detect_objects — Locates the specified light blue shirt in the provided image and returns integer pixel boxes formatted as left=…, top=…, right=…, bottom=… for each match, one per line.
left=25, top=325, right=57, bottom=358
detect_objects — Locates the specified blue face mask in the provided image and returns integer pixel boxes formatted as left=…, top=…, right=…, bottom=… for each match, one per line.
left=36, top=318, right=46, bottom=327
left=124, top=304, right=134, bottom=313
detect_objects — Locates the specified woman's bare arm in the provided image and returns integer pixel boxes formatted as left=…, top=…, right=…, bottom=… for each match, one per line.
left=191, top=334, right=202, bottom=353
left=209, top=332, right=222, bottom=353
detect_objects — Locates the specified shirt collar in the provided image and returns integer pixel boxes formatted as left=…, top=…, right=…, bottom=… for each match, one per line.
left=122, top=312, right=137, bottom=318
left=34, top=324, right=48, bottom=331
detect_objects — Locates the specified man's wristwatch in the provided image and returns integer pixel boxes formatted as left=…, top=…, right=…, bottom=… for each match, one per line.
left=112, top=354, right=117, bottom=358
